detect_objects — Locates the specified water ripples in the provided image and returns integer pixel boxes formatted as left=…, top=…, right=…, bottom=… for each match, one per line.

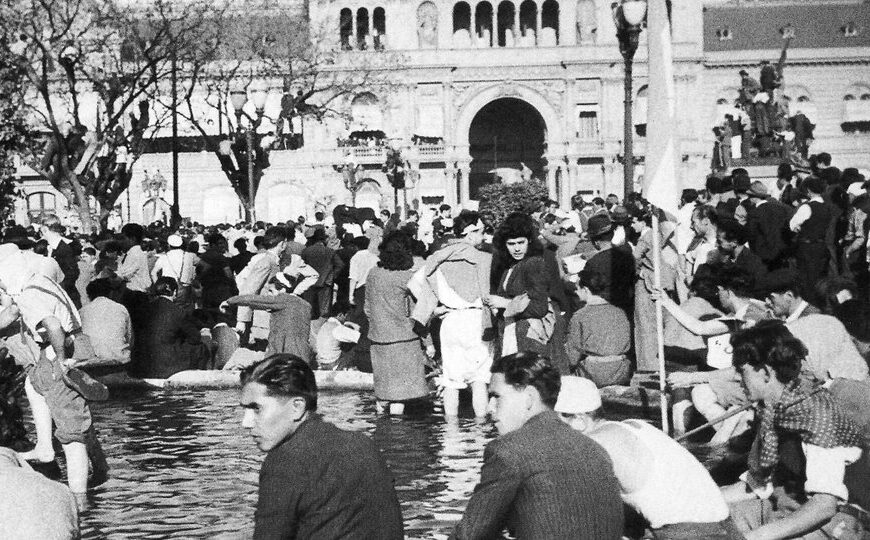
left=72, top=389, right=496, bottom=539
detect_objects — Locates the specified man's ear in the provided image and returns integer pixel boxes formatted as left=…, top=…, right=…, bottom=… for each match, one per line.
left=523, top=385, right=539, bottom=410
left=291, top=397, right=309, bottom=421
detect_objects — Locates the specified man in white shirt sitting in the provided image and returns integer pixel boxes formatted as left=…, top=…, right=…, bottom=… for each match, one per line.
left=79, top=278, right=132, bottom=366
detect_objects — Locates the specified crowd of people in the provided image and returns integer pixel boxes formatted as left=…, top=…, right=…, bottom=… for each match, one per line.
left=2, top=152, right=870, bottom=539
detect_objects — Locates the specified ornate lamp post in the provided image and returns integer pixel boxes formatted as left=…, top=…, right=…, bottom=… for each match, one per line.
left=229, top=83, right=269, bottom=223
left=612, top=0, right=647, bottom=199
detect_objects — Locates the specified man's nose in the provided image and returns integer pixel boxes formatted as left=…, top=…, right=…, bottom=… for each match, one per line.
left=487, top=398, right=496, bottom=416
left=241, top=410, right=254, bottom=429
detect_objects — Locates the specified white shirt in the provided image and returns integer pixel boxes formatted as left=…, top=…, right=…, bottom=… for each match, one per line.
left=151, top=249, right=197, bottom=285
left=348, top=250, right=379, bottom=288
left=789, top=195, right=824, bottom=232
left=116, top=245, right=153, bottom=292
left=79, top=296, right=132, bottom=363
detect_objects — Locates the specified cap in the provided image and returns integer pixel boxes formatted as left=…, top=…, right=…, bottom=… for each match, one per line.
left=847, top=182, right=865, bottom=198
left=167, top=234, right=183, bottom=248
left=747, top=181, right=768, bottom=198
left=554, top=376, right=602, bottom=414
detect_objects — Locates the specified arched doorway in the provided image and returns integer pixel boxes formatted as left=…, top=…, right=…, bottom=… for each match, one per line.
left=468, top=98, right=546, bottom=198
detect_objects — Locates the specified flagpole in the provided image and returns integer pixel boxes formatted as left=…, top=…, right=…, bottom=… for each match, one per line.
left=643, top=0, right=677, bottom=434
left=651, top=210, right=669, bottom=433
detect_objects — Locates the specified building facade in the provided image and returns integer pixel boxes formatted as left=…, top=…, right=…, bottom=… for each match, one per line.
left=15, top=0, right=870, bottom=226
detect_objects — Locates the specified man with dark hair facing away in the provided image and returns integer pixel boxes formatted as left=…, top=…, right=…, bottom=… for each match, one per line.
left=566, top=268, right=631, bottom=387
left=454, top=352, right=623, bottom=540
left=239, top=354, right=403, bottom=540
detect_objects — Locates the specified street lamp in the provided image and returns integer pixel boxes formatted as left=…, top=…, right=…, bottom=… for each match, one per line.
left=612, top=0, right=647, bottom=200
left=229, top=83, right=270, bottom=223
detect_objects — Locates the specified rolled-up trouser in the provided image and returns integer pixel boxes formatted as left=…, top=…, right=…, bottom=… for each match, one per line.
left=27, top=352, right=91, bottom=445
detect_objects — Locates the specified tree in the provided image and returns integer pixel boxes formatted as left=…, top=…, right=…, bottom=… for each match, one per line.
left=12, top=0, right=224, bottom=232
left=0, top=24, right=30, bottom=223
left=174, top=1, right=399, bottom=220
left=478, top=179, right=549, bottom=228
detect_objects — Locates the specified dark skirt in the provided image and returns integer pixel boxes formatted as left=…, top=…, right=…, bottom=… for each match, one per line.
left=370, top=339, right=428, bottom=401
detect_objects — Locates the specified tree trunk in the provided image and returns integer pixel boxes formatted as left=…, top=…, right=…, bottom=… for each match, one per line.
left=64, top=170, right=96, bottom=234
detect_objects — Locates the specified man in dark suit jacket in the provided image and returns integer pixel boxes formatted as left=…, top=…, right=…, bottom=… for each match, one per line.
left=39, top=215, right=81, bottom=307
left=453, top=352, right=623, bottom=540
left=300, top=228, right=345, bottom=319
left=745, top=181, right=794, bottom=271
left=240, top=354, right=403, bottom=540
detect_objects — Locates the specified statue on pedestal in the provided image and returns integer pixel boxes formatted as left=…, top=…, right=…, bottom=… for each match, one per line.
left=141, top=170, right=171, bottom=225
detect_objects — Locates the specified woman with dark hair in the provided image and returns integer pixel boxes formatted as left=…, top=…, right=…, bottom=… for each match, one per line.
left=486, top=213, right=558, bottom=360
left=364, top=231, right=429, bottom=414
left=725, top=321, right=870, bottom=540
left=131, top=277, right=209, bottom=378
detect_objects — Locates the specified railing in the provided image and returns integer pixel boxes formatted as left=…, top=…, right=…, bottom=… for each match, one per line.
left=415, top=144, right=445, bottom=157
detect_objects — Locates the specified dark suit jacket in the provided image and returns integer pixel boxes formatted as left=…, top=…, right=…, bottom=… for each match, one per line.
left=254, top=417, right=403, bottom=540
left=746, top=199, right=794, bottom=266
left=131, top=296, right=206, bottom=378
left=453, top=411, right=623, bottom=540
left=301, top=243, right=345, bottom=287
left=52, top=240, right=81, bottom=307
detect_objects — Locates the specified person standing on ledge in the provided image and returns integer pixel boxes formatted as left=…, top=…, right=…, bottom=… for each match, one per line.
left=453, top=352, right=623, bottom=540
left=239, top=354, right=403, bottom=540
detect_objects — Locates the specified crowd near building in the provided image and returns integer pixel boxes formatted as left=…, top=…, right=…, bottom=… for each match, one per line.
left=12, top=0, right=870, bottom=226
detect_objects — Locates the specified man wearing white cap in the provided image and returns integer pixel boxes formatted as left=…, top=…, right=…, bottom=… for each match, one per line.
left=554, top=376, right=741, bottom=539
left=151, top=234, right=197, bottom=305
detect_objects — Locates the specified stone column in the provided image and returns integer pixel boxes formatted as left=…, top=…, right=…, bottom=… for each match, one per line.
left=536, top=5, right=542, bottom=45
left=458, top=161, right=471, bottom=205
left=545, top=158, right=557, bottom=199
left=444, top=162, right=459, bottom=207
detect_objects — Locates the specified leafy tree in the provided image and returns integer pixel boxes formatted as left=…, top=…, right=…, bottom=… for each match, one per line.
left=0, top=26, right=29, bottom=224
left=174, top=1, right=399, bottom=221
left=12, top=0, right=224, bottom=232
left=478, top=179, right=549, bottom=228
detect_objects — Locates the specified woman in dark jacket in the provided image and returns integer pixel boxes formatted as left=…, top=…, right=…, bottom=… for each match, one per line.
left=486, top=213, right=559, bottom=362
left=131, top=277, right=209, bottom=378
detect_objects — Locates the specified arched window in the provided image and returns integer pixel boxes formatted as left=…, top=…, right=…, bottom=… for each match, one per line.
left=453, top=2, right=472, bottom=47
left=475, top=2, right=494, bottom=47
left=541, top=0, right=559, bottom=45
left=793, top=95, right=816, bottom=123
left=519, top=1, right=537, bottom=46
left=843, top=85, right=870, bottom=128
left=27, top=192, right=57, bottom=221
left=356, top=8, right=370, bottom=50
left=497, top=1, right=516, bottom=47
left=373, top=7, right=386, bottom=50
left=340, top=9, right=353, bottom=50
left=351, top=92, right=383, bottom=131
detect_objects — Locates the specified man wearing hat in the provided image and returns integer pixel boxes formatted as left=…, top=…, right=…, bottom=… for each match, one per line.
left=554, top=376, right=740, bottom=539
left=582, top=214, right=635, bottom=315
left=745, top=180, right=794, bottom=271
left=842, top=169, right=870, bottom=285
left=151, top=234, right=198, bottom=306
